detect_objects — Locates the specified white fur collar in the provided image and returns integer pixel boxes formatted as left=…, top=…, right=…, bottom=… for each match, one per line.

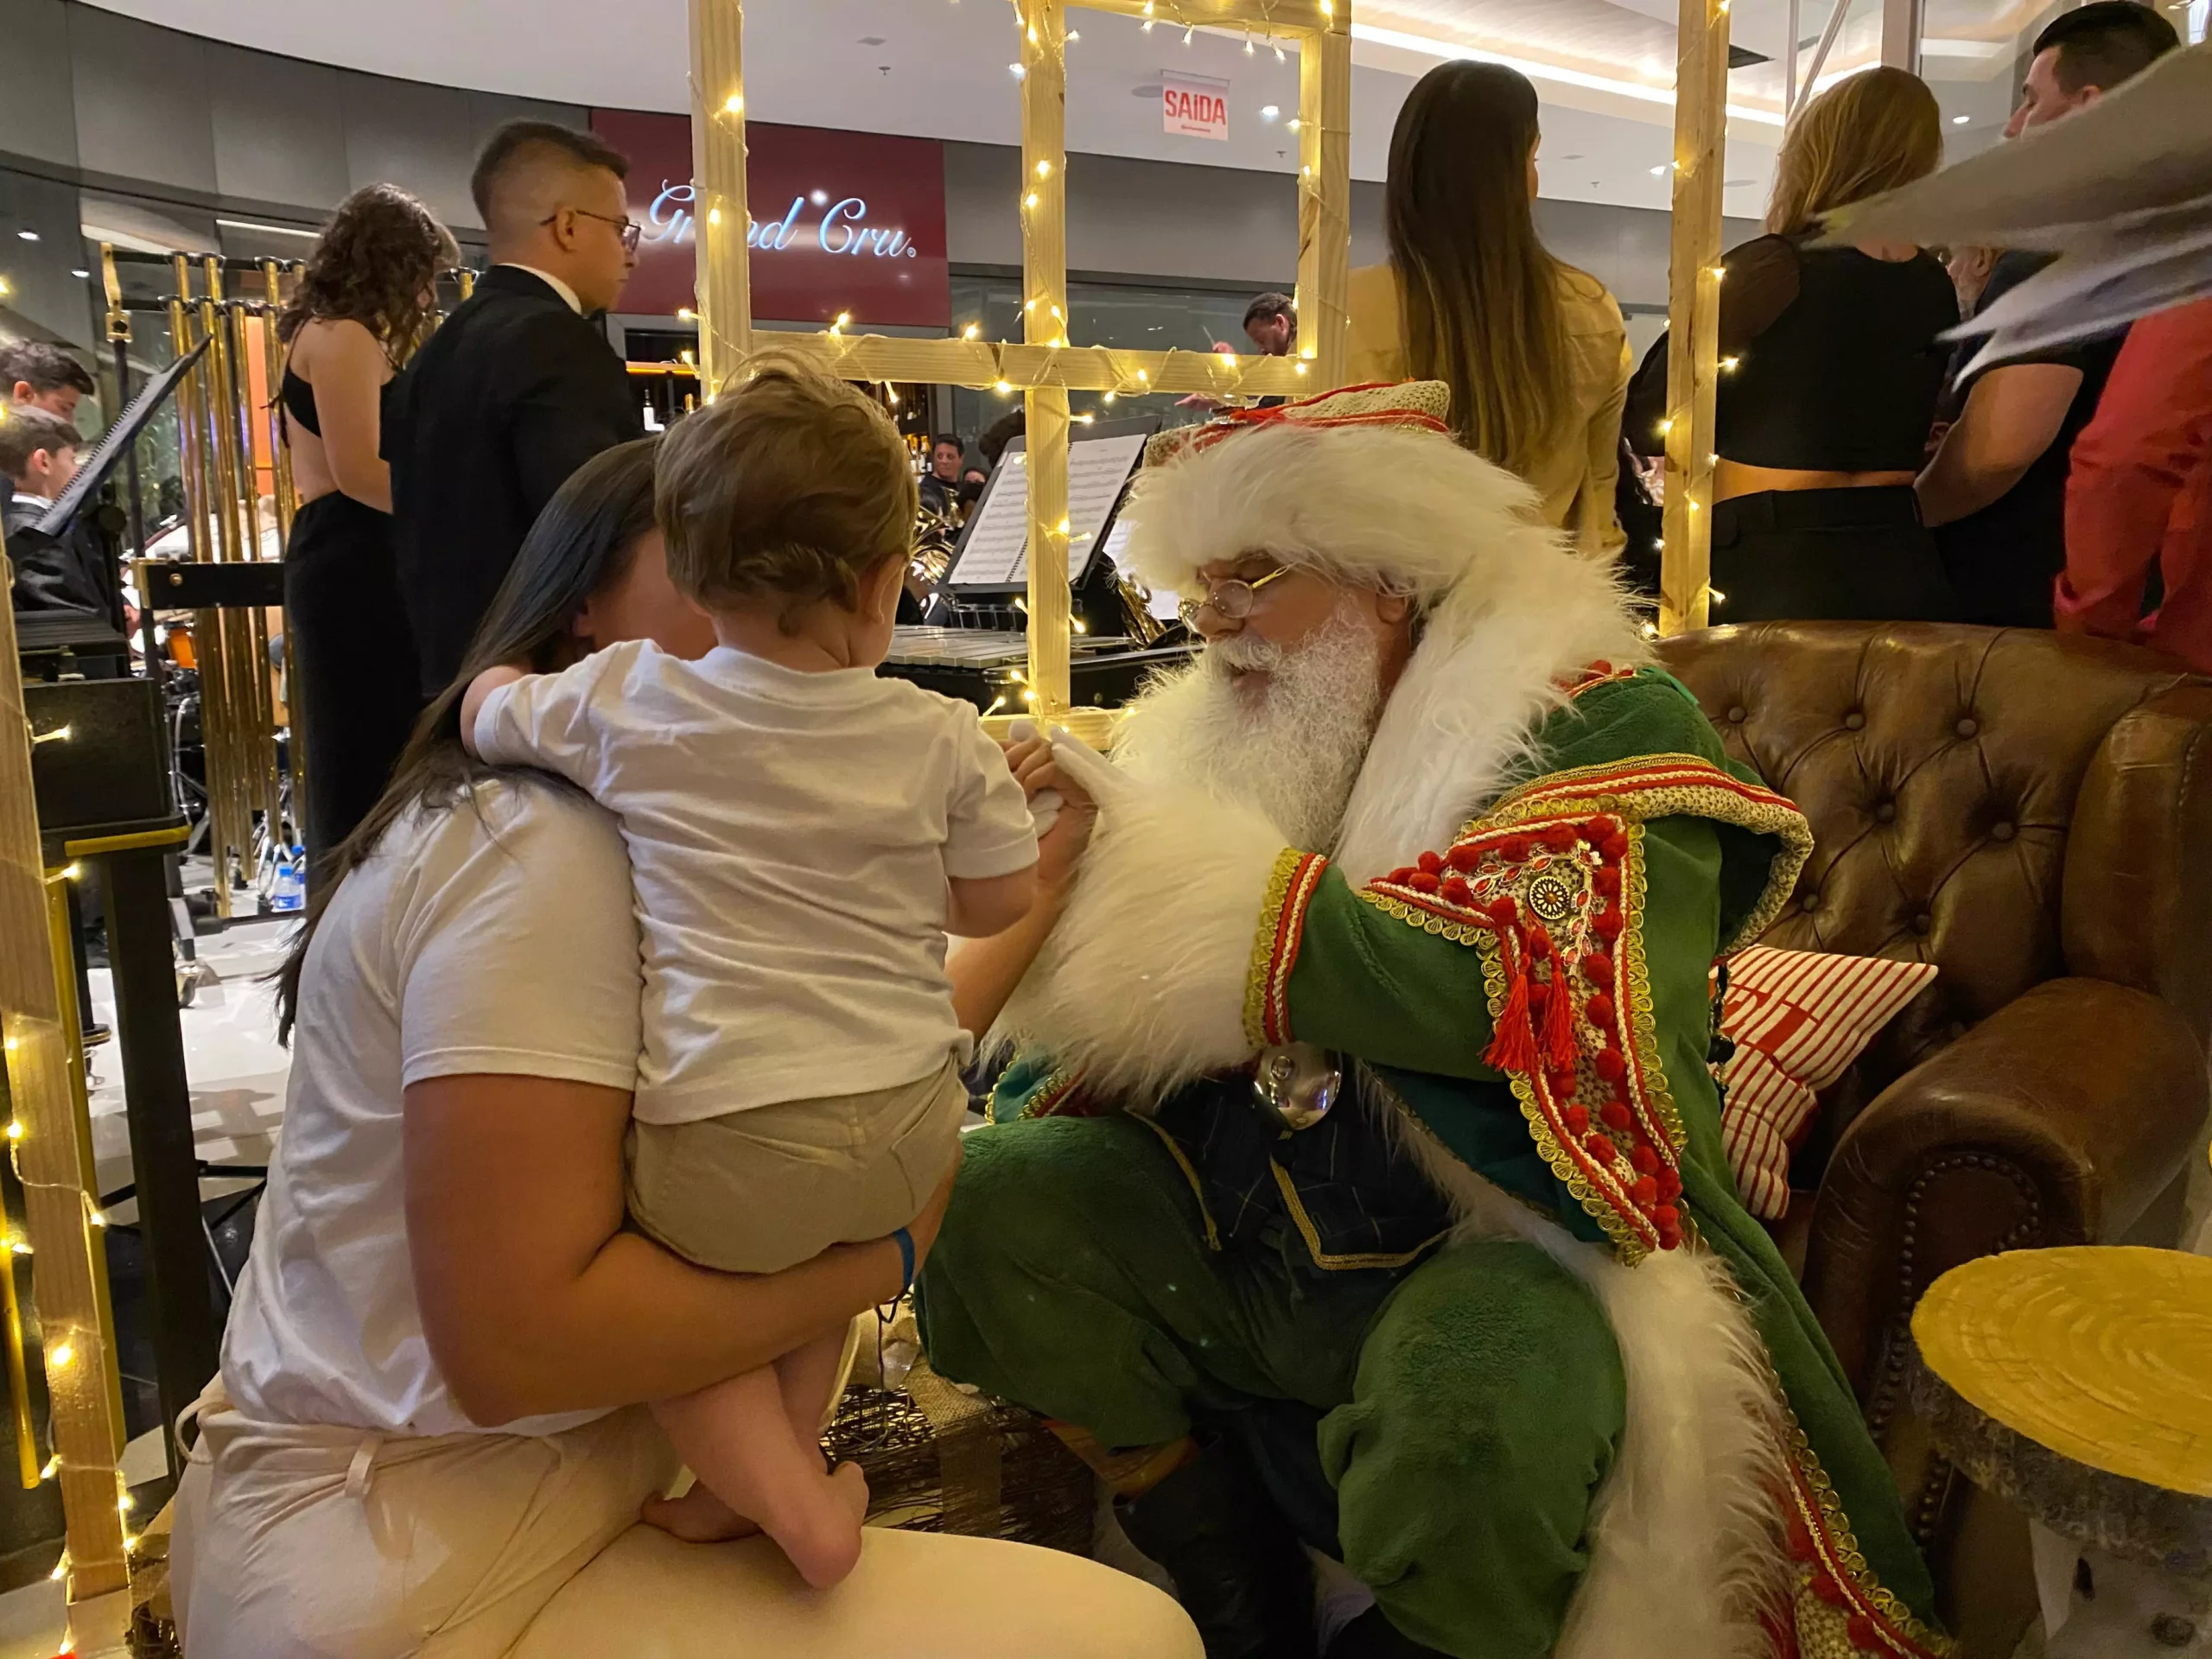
left=1332, top=545, right=1648, bottom=887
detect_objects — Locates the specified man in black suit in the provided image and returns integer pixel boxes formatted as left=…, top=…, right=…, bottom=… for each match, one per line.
left=388, top=120, right=644, bottom=695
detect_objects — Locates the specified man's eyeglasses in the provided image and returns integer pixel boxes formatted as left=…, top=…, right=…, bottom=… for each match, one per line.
left=1179, top=564, right=1292, bottom=628
left=545, top=207, right=642, bottom=253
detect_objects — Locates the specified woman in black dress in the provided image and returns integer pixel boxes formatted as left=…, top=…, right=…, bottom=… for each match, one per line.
left=276, top=184, right=456, bottom=879
left=1627, top=67, right=1959, bottom=623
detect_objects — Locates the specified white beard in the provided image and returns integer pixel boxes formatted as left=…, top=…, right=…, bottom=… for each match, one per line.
left=1116, top=601, right=1384, bottom=853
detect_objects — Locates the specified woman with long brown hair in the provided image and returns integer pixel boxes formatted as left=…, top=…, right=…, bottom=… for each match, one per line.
left=1626, top=67, right=1958, bottom=622
left=277, top=182, right=457, bottom=878
left=1347, top=60, right=1631, bottom=560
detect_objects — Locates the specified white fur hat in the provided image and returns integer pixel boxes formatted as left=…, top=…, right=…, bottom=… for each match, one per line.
left=1120, top=379, right=1575, bottom=640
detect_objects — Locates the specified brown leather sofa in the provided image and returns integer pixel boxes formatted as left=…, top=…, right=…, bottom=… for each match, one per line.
left=1659, top=621, right=2212, bottom=1657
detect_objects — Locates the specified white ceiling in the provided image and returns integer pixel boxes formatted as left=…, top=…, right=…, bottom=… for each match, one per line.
left=79, top=0, right=2039, bottom=216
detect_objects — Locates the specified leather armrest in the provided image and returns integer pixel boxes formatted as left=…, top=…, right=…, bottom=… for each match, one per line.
left=1802, top=976, right=2205, bottom=1432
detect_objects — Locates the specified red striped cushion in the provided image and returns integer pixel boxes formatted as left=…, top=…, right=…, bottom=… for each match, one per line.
left=1716, top=947, right=1939, bottom=1220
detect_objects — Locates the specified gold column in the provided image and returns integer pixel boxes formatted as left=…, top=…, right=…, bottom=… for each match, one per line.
left=260, top=263, right=306, bottom=827
left=1295, top=6, right=1351, bottom=390
left=1658, top=0, right=1730, bottom=635
left=221, top=295, right=282, bottom=836
left=1020, top=0, right=1072, bottom=718
left=689, top=0, right=753, bottom=398
left=0, top=605, right=131, bottom=1604
left=196, top=260, right=264, bottom=892
left=169, top=265, right=239, bottom=918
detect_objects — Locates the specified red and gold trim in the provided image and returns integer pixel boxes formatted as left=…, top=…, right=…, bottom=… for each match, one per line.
left=1353, top=756, right=1806, bottom=1262
left=1147, top=381, right=1454, bottom=468
left=1363, top=806, right=1684, bottom=1262
left=1478, top=754, right=1813, bottom=953
left=1782, top=1428, right=1952, bottom=1657
left=1557, top=659, right=1640, bottom=700
left=1245, top=849, right=1329, bottom=1049
left=1017, top=1068, right=1087, bottom=1121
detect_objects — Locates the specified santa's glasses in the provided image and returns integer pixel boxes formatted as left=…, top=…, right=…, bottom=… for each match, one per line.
left=1179, top=564, right=1292, bottom=628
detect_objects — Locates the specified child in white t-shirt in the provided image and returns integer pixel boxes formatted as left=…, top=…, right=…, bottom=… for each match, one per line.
left=459, top=361, right=1039, bottom=1588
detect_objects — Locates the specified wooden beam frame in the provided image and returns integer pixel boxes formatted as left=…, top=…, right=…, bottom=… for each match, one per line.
left=688, top=0, right=1353, bottom=715
left=1658, top=0, right=1731, bottom=635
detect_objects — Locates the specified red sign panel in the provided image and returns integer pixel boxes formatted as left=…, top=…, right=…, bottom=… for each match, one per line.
left=590, top=110, right=950, bottom=327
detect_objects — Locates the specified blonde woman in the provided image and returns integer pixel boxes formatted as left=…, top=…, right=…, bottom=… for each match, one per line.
left=1345, top=61, right=1630, bottom=561
left=1626, top=67, right=1957, bottom=622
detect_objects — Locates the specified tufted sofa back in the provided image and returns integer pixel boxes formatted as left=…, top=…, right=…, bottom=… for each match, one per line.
left=1660, top=623, right=2212, bottom=1168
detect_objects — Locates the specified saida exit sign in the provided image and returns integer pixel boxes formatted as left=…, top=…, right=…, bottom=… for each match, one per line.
left=1161, top=72, right=1230, bottom=142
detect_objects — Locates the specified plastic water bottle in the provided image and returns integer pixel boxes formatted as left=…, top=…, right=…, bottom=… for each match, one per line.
left=270, top=848, right=305, bottom=913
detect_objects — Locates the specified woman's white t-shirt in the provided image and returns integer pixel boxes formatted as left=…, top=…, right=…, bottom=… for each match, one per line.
left=221, top=779, right=642, bottom=1437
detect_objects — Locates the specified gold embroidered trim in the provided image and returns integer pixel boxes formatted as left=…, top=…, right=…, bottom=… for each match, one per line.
left=1016, top=1069, right=1080, bottom=1120
left=1616, top=823, right=1688, bottom=1158
left=1361, top=828, right=1666, bottom=1265
left=1267, top=1160, right=1451, bottom=1272
left=1136, top=1114, right=1222, bottom=1252
left=1471, top=753, right=1814, bottom=954
left=1783, top=1416, right=1954, bottom=1656
left=1245, top=849, right=1320, bottom=1049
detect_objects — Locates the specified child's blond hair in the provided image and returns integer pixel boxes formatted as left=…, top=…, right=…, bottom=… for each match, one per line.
left=658, top=356, right=918, bottom=632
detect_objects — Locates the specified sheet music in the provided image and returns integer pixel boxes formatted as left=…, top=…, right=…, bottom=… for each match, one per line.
left=946, top=430, right=1150, bottom=588
left=35, top=340, right=207, bottom=540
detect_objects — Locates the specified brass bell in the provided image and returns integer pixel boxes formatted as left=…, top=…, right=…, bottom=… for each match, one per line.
left=1252, top=1043, right=1342, bottom=1133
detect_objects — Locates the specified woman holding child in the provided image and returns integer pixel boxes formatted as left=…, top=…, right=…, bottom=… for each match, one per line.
left=169, top=380, right=1188, bottom=1654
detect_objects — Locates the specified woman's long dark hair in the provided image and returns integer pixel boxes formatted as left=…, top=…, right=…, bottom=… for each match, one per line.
left=277, top=183, right=459, bottom=362
left=274, top=438, right=661, bottom=1040
left=1384, top=60, right=1573, bottom=474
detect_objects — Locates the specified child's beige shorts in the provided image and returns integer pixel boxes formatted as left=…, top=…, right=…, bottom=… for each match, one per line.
left=625, top=1054, right=969, bottom=1275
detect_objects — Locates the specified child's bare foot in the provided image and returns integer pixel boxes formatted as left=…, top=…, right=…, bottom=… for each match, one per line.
left=641, top=1480, right=765, bottom=1543
left=779, top=1462, right=871, bottom=1590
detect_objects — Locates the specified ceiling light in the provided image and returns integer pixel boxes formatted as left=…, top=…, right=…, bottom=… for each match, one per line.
left=216, top=217, right=318, bottom=238
left=1260, top=105, right=1280, bottom=120
left=70, top=268, right=89, bottom=279
left=1009, top=62, right=1026, bottom=79
left=1951, top=114, right=1970, bottom=124
left=1351, top=23, right=1783, bottom=127
left=1649, top=164, right=1671, bottom=176
left=16, top=230, right=37, bottom=242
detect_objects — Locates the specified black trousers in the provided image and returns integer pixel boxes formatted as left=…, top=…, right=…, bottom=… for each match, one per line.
left=1708, top=486, right=1957, bottom=626
left=283, top=492, right=424, bottom=882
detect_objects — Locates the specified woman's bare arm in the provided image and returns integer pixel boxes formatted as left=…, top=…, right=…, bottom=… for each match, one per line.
left=405, top=1073, right=950, bottom=1426
left=306, top=319, right=395, bottom=512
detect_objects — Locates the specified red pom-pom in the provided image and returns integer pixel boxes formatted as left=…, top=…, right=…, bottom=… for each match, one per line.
left=1407, top=870, right=1440, bottom=895
left=1544, top=823, right=1580, bottom=852
left=1585, top=993, right=1616, bottom=1027
left=1631, top=1175, right=1659, bottom=1207
left=1846, top=1615, right=1880, bottom=1651
left=1601, top=833, right=1630, bottom=861
left=1656, top=1168, right=1682, bottom=1201
left=1592, top=1048, right=1626, bottom=1083
left=1441, top=875, right=1473, bottom=906
left=1528, top=977, right=1550, bottom=1007
left=1386, top=867, right=1415, bottom=886
left=1581, top=951, right=1614, bottom=985
left=1595, top=866, right=1623, bottom=897
left=1562, top=1105, right=1590, bottom=1135
left=1585, top=814, right=1620, bottom=842
left=1811, top=1573, right=1848, bottom=1608
left=1657, top=1221, right=1684, bottom=1250
left=1446, top=843, right=1481, bottom=873
left=1652, top=1204, right=1680, bottom=1230
left=1598, top=1102, right=1630, bottom=1131
left=1417, top=849, right=1444, bottom=876
left=1486, top=898, right=1519, bottom=930
left=1593, top=906, right=1624, bottom=941
left=1584, top=1134, right=1617, bottom=1163
left=1589, top=660, right=1613, bottom=677
left=1630, top=1143, right=1659, bottom=1174
left=1501, top=836, right=1532, bottom=864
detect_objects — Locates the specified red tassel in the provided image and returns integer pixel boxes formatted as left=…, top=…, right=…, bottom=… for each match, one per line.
left=1542, top=969, right=1577, bottom=1068
left=1484, top=966, right=1539, bottom=1076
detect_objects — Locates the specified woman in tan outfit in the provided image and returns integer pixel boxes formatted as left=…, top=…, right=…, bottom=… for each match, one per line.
left=1345, top=60, right=1631, bottom=560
